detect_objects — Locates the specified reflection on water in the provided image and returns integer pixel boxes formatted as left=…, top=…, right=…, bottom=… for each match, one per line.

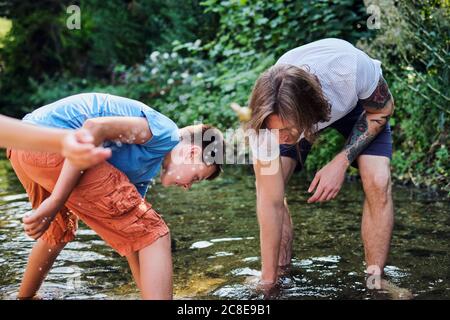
left=0, top=162, right=449, bottom=300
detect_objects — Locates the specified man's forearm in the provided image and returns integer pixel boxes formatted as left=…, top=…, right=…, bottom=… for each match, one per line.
left=342, top=101, right=393, bottom=164
left=343, top=76, right=394, bottom=164
left=258, top=202, right=285, bottom=283
left=342, top=112, right=381, bottom=164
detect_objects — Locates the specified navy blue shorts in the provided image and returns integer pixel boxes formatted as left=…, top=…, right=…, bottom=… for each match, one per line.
left=280, top=102, right=393, bottom=171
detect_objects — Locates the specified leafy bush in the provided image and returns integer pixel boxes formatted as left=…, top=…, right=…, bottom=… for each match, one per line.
left=18, top=0, right=449, bottom=192
left=360, top=0, right=449, bottom=193
left=28, top=0, right=373, bottom=175
left=0, top=0, right=211, bottom=115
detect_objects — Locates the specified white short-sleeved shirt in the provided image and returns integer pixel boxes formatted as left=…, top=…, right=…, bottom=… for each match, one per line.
left=250, top=39, right=383, bottom=161
left=276, top=38, right=383, bottom=132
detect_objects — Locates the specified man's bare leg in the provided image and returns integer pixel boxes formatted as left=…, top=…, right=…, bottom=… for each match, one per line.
left=358, top=155, right=412, bottom=299
left=358, top=155, right=393, bottom=275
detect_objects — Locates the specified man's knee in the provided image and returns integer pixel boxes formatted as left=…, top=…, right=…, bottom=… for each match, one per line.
left=361, top=167, right=392, bottom=204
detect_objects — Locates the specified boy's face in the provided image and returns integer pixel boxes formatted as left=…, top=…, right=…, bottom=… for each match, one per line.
left=160, top=144, right=217, bottom=190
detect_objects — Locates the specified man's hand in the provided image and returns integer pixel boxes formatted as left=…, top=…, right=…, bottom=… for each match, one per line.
left=307, top=153, right=349, bottom=203
left=62, top=128, right=111, bottom=170
left=307, top=76, right=394, bottom=204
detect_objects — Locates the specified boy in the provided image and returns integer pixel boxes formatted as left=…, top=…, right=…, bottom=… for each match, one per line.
left=8, top=93, right=224, bottom=299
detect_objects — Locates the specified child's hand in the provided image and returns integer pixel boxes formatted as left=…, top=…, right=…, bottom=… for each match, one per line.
left=62, top=129, right=111, bottom=170
left=22, top=199, right=59, bottom=240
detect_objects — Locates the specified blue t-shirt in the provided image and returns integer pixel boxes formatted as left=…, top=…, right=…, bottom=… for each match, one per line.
left=23, top=93, right=180, bottom=197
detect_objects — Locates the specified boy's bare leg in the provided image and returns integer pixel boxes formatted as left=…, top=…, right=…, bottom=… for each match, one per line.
left=138, top=233, right=173, bottom=300
left=18, top=239, right=66, bottom=299
left=126, top=252, right=141, bottom=291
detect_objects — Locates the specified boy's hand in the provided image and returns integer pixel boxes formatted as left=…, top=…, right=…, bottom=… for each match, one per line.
left=22, top=199, right=59, bottom=240
left=62, top=129, right=111, bottom=170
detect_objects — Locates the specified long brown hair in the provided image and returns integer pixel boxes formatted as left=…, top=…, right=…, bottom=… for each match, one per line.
left=247, top=64, right=331, bottom=142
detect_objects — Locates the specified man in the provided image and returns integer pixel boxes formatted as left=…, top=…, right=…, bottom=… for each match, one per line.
left=247, top=38, right=395, bottom=294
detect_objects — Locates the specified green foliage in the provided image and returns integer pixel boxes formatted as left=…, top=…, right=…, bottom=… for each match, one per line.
left=305, top=129, right=346, bottom=172
left=62, top=41, right=273, bottom=131
left=26, top=76, right=130, bottom=113
left=360, top=0, right=449, bottom=193
left=3, top=0, right=448, bottom=191
left=0, top=0, right=209, bottom=115
left=202, top=0, right=371, bottom=59
left=109, top=0, right=370, bottom=126
left=0, top=17, right=11, bottom=48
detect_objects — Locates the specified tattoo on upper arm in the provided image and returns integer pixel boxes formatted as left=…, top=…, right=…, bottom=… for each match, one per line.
left=344, top=112, right=376, bottom=164
left=343, top=77, right=393, bottom=163
left=360, top=76, right=392, bottom=110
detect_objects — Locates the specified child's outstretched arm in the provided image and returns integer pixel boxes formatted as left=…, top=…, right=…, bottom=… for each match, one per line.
left=0, top=115, right=111, bottom=169
left=22, top=160, right=83, bottom=240
left=82, top=117, right=153, bottom=145
left=61, top=129, right=111, bottom=169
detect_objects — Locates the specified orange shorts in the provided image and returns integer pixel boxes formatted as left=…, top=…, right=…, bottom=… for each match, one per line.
left=7, top=148, right=169, bottom=257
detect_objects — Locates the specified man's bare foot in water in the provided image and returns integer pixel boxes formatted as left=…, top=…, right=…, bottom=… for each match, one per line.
left=379, top=279, right=414, bottom=300
left=366, top=269, right=414, bottom=300
left=245, top=276, right=280, bottom=299
left=17, top=294, right=42, bottom=300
